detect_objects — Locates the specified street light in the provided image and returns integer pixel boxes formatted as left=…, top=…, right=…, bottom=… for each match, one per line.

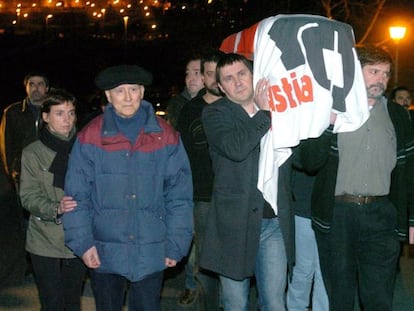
left=123, top=16, right=129, bottom=43
left=101, top=8, right=106, bottom=34
left=389, top=25, right=407, bottom=86
left=45, top=14, right=53, bottom=37
left=123, top=16, right=129, bottom=59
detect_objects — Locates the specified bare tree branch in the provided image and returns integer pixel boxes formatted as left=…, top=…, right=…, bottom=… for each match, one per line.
left=320, top=0, right=388, bottom=44
left=357, top=0, right=387, bottom=45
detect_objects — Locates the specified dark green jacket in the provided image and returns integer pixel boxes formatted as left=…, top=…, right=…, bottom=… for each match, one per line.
left=20, top=134, right=76, bottom=258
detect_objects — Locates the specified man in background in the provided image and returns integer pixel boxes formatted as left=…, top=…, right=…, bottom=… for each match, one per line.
left=0, top=72, right=50, bottom=191
left=176, top=50, right=224, bottom=308
left=390, top=86, right=414, bottom=124
left=390, top=86, right=413, bottom=110
left=0, top=72, right=50, bottom=280
left=165, top=55, right=204, bottom=128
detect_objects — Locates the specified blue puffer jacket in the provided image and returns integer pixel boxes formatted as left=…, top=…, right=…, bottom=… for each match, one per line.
left=63, top=101, right=193, bottom=282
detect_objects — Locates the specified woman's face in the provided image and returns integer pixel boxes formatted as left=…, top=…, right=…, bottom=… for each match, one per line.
left=42, top=101, right=76, bottom=137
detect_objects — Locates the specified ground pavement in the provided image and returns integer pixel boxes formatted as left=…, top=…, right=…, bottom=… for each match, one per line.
left=0, top=245, right=414, bottom=310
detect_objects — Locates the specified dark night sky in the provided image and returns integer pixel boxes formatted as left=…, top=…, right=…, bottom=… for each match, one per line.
left=1, top=0, right=414, bottom=112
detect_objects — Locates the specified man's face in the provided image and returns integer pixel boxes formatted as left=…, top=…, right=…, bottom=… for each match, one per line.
left=394, top=90, right=412, bottom=108
left=25, top=76, right=48, bottom=104
left=185, top=60, right=203, bottom=98
left=202, top=61, right=221, bottom=97
left=105, top=84, right=144, bottom=118
left=362, top=63, right=391, bottom=104
left=42, top=101, right=76, bottom=137
left=218, top=61, right=254, bottom=106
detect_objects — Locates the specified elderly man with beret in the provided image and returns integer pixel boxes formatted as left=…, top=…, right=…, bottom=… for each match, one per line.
left=62, top=65, right=194, bottom=311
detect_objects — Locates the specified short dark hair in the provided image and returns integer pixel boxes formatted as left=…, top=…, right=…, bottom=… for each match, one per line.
left=390, top=86, right=411, bottom=101
left=41, top=88, right=76, bottom=114
left=200, top=50, right=225, bottom=74
left=23, top=72, right=50, bottom=88
left=216, top=53, right=253, bottom=83
left=185, top=54, right=202, bottom=67
left=356, top=45, right=393, bottom=68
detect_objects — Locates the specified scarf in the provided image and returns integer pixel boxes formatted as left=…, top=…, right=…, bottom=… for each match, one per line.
left=39, top=126, right=76, bottom=190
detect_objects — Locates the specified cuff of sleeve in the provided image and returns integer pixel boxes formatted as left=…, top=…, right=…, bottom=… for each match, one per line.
left=54, top=206, right=62, bottom=225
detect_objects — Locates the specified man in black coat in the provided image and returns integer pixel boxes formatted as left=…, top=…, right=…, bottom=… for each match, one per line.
left=0, top=72, right=50, bottom=280
left=200, top=53, right=294, bottom=310
left=0, top=72, right=50, bottom=186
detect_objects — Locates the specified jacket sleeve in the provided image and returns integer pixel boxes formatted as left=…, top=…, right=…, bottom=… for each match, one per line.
left=298, top=125, right=334, bottom=174
left=401, top=122, right=414, bottom=233
left=20, top=147, right=59, bottom=221
left=62, top=139, right=94, bottom=257
left=202, top=103, right=271, bottom=162
left=405, top=144, right=414, bottom=231
left=163, top=135, right=194, bottom=261
left=0, top=108, right=16, bottom=179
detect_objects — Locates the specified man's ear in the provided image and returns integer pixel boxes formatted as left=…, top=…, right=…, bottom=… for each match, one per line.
left=42, top=112, right=49, bottom=123
left=218, top=83, right=225, bottom=94
left=140, top=85, right=145, bottom=99
left=104, top=90, right=111, bottom=102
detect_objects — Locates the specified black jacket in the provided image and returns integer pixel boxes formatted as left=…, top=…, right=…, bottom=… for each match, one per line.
left=0, top=98, right=41, bottom=183
left=200, top=97, right=295, bottom=280
left=176, top=90, right=214, bottom=202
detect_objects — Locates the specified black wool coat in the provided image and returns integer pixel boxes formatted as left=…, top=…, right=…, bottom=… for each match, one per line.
left=199, top=97, right=295, bottom=281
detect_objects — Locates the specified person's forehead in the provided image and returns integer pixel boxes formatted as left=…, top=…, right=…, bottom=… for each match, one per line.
left=27, top=76, right=46, bottom=84
left=110, top=83, right=141, bottom=90
left=50, top=101, right=75, bottom=110
left=186, top=60, right=201, bottom=71
left=203, top=61, right=217, bottom=70
left=364, top=62, right=391, bottom=70
left=396, top=90, right=411, bottom=96
left=220, top=61, right=248, bottom=74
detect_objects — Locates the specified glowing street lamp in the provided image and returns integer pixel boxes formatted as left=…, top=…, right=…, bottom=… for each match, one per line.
left=123, top=16, right=129, bottom=59
left=101, top=8, right=106, bottom=33
left=389, top=25, right=407, bottom=86
left=123, top=16, right=129, bottom=42
left=45, top=14, right=53, bottom=35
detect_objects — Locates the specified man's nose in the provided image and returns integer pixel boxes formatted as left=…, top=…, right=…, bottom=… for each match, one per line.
left=234, top=77, right=242, bottom=86
left=378, top=74, right=388, bottom=84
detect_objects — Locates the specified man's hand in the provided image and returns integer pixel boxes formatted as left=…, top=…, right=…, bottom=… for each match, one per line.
left=59, top=196, right=77, bottom=214
left=409, top=227, right=414, bottom=245
left=82, top=246, right=101, bottom=269
left=254, top=78, right=270, bottom=111
left=330, top=112, right=337, bottom=125
left=165, top=258, right=177, bottom=267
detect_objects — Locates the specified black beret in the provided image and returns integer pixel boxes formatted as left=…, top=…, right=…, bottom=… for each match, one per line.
left=95, top=65, right=153, bottom=90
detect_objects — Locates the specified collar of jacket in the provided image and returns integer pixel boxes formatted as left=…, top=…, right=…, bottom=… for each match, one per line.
left=101, top=100, right=162, bottom=139
left=21, top=97, right=30, bottom=112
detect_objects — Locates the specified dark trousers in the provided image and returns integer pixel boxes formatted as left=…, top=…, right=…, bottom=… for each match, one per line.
left=30, top=253, right=86, bottom=311
left=315, top=198, right=400, bottom=311
left=90, top=270, right=164, bottom=311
